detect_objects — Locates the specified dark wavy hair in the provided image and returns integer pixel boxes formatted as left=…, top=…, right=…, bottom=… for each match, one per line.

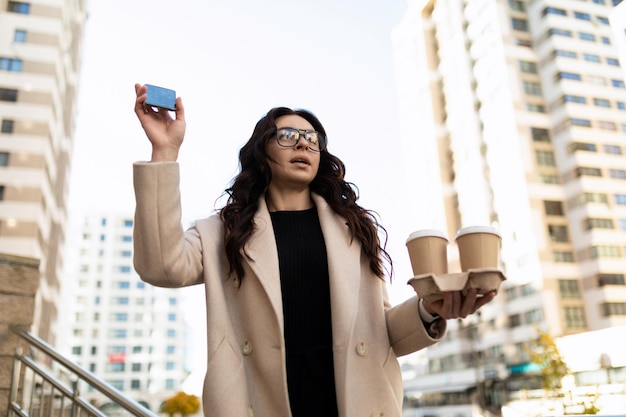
left=219, top=107, right=392, bottom=281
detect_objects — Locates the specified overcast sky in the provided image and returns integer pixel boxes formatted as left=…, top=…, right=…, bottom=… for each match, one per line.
left=68, top=0, right=420, bottom=392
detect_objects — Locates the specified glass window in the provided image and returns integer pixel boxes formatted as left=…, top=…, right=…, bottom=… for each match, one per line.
left=570, top=118, right=591, bottom=127
left=548, top=28, right=572, bottom=37
left=557, top=72, right=581, bottom=81
left=598, top=273, right=625, bottom=286
left=594, top=98, right=611, bottom=107
left=523, top=81, right=542, bottom=95
left=583, top=218, right=614, bottom=230
left=574, top=12, right=591, bottom=21
left=579, top=32, right=596, bottom=41
left=607, top=58, right=620, bottom=66
left=543, top=7, right=566, bottom=16
left=166, top=346, right=175, bottom=354
left=519, top=60, right=537, bottom=73
left=1, top=119, right=14, bottom=133
left=0, top=152, right=9, bottom=166
left=605, top=145, right=622, bottom=155
left=509, top=0, right=525, bottom=11
left=564, top=307, right=587, bottom=328
left=601, top=302, right=626, bottom=316
left=597, top=16, right=609, bottom=25
left=612, top=79, right=625, bottom=88
left=601, top=36, right=611, bottom=45
left=544, top=201, right=564, bottom=216
left=0, top=58, right=22, bottom=72
left=559, top=280, right=580, bottom=298
left=0, top=88, right=18, bottom=102
left=617, top=102, right=626, bottom=110
left=131, top=380, right=141, bottom=390
left=555, top=50, right=577, bottom=59
left=554, top=252, right=574, bottom=262
left=7, top=1, right=31, bottom=14
left=14, top=29, right=27, bottom=43
left=568, top=142, right=596, bottom=152
left=167, top=329, right=176, bottom=338
left=609, top=169, right=626, bottom=179
left=512, top=18, right=528, bottom=31
left=583, top=53, right=601, bottom=63
left=591, top=245, right=621, bottom=258
left=536, top=150, right=556, bottom=167
left=548, top=225, right=569, bottom=242
left=564, top=95, right=586, bottom=104
left=597, top=121, right=616, bottom=131
left=531, top=127, right=550, bottom=142
left=526, top=103, right=545, bottom=113
left=575, top=166, right=602, bottom=177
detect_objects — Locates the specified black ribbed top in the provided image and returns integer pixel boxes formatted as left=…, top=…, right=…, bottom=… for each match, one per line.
left=270, top=208, right=338, bottom=417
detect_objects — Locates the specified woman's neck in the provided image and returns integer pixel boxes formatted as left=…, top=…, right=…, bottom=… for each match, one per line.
left=266, top=188, right=313, bottom=212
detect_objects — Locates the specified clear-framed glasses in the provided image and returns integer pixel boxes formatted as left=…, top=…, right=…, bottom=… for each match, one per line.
left=275, top=127, right=327, bottom=152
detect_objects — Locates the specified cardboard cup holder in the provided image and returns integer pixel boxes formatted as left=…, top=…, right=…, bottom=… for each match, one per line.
left=407, top=268, right=506, bottom=302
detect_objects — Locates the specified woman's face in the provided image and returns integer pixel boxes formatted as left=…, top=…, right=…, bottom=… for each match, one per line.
left=265, top=114, right=321, bottom=190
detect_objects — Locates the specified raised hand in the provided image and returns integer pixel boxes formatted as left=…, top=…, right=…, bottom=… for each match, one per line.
left=134, top=83, right=186, bottom=162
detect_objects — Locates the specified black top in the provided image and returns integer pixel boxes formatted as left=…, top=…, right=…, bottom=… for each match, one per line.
left=270, top=208, right=339, bottom=417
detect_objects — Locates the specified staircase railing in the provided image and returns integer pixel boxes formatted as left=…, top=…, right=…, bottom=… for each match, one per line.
left=8, top=328, right=158, bottom=417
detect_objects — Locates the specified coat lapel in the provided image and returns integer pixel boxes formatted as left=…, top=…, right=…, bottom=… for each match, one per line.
left=243, top=197, right=284, bottom=334
left=312, top=194, right=362, bottom=348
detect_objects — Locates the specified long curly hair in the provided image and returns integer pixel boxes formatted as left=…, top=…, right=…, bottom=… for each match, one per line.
left=219, top=107, right=392, bottom=281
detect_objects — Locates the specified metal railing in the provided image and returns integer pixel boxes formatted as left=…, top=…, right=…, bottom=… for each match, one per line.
left=8, top=329, right=158, bottom=417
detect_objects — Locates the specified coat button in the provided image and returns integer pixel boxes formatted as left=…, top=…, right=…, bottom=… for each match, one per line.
left=242, top=340, right=252, bottom=355
left=356, top=342, right=368, bottom=356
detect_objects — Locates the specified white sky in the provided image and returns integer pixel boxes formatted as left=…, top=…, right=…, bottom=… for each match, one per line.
left=68, top=0, right=423, bottom=392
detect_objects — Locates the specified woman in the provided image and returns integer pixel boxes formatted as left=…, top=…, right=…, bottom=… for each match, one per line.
left=132, top=83, right=494, bottom=417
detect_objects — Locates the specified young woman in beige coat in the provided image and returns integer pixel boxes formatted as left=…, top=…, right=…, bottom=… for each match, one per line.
left=132, top=84, right=495, bottom=417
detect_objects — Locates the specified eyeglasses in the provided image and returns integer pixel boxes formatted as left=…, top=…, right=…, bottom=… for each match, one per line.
left=275, top=127, right=327, bottom=152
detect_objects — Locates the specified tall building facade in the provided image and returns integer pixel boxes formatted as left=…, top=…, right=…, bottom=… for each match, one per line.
left=0, top=0, right=88, bottom=343
left=61, top=212, right=192, bottom=412
left=393, top=0, right=626, bottom=413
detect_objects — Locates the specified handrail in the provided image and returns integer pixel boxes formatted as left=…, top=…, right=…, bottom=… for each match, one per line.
left=9, top=328, right=159, bottom=417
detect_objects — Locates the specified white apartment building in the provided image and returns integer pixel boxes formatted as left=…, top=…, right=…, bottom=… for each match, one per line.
left=393, top=0, right=626, bottom=415
left=0, top=0, right=87, bottom=343
left=62, top=212, right=192, bottom=412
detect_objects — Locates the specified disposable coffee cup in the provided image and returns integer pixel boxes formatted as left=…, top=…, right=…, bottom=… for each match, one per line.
left=455, top=226, right=500, bottom=271
left=406, top=229, right=449, bottom=276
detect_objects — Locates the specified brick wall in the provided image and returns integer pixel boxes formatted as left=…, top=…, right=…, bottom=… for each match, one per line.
left=0, top=253, right=40, bottom=416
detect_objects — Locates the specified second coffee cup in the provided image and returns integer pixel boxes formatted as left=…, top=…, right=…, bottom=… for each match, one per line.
left=455, top=226, right=501, bottom=271
left=406, top=229, right=449, bottom=276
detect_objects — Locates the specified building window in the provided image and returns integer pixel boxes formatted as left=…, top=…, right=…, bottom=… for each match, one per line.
left=583, top=218, right=614, bottom=230
left=583, top=53, right=601, bottom=63
left=616, top=194, right=626, bottom=205
left=166, top=362, right=175, bottom=370
left=168, top=313, right=176, bottom=321
left=117, top=266, right=131, bottom=273
left=511, top=18, right=529, bottom=31
left=559, top=280, right=580, bottom=298
left=7, top=1, right=30, bottom=14
left=524, top=309, right=544, bottom=324
left=123, top=219, right=133, bottom=227
left=131, top=380, right=140, bottom=390
left=548, top=225, right=569, bottom=242
left=563, top=95, right=586, bottom=104
left=509, top=0, right=525, bottom=11
left=519, top=60, right=537, bottom=73
left=568, top=142, right=596, bottom=153
left=526, top=103, right=545, bottom=113
left=72, top=346, right=82, bottom=355
left=523, top=81, right=543, bottom=95
left=542, top=7, right=567, bottom=16
left=582, top=192, right=608, bottom=204
left=531, top=127, right=550, bottom=142
left=0, top=152, right=9, bottom=166
left=0, top=88, right=18, bottom=102
left=574, top=12, right=591, bottom=21
left=569, top=118, right=591, bottom=127
left=578, top=32, right=596, bottom=42
left=617, top=102, right=626, bottom=110
left=167, top=329, right=176, bottom=338
left=598, top=273, right=625, bottom=286
left=1, top=119, right=14, bottom=133
left=594, top=98, right=611, bottom=108
left=601, top=36, right=611, bottom=45
left=0, top=185, right=5, bottom=200
left=604, top=145, right=622, bottom=155
left=563, top=307, right=587, bottom=328
left=553, top=251, right=574, bottom=262
left=591, top=245, right=621, bottom=259
left=607, top=58, right=620, bottom=67
left=612, top=79, right=625, bottom=88
left=597, top=121, right=617, bottom=131
left=555, top=50, right=577, bottom=59
left=547, top=28, right=572, bottom=37
left=601, top=302, right=626, bottom=316
left=556, top=72, right=581, bottom=81
left=536, top=150, right=556, bottom=167
left=508, top=314, right=521, bottom=328
left=14, top=29, right=27, bottom=43
left=165, top=379, right=175, bottom=390
left=0, top=58, right=22, bottom=72
left=575, top=167, right=602, bottom=177
left=166, top=346, right=175, bottom=354
left=544, top=201, right=564, bottom=216
left=609, top=169, right=626, bottom=179
left=540, top=174, right=560, bottom=184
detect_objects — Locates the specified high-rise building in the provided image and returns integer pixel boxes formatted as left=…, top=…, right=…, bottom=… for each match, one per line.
left=392, top=0, right=626, bottom=413
left=0, top=0, right=88, bottom=343
left=61, top=212, right=193, bottom=412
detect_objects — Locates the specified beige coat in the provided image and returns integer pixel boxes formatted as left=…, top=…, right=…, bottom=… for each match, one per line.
left=132, top=162, right=446, bottom=417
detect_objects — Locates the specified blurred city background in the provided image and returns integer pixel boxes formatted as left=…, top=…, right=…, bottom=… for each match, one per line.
left=1, top=0, right=626, bottom=416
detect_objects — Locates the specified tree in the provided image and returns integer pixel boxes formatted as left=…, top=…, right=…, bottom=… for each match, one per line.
left=527, top=326, right=570, bottom=393
left=160, top=391, right=201, bottom=417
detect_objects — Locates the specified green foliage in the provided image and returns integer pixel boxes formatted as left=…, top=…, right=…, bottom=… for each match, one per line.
left=526, top=327, right=570, bottom=392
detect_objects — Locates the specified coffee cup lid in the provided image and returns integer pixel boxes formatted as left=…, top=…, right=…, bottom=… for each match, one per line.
left=455, top=225, right=500, bottom=239
left=406, top=229, right=448, bottom=243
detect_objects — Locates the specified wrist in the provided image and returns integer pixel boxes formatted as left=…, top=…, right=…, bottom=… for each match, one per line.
left=419, top=298, right=440, bottom=323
